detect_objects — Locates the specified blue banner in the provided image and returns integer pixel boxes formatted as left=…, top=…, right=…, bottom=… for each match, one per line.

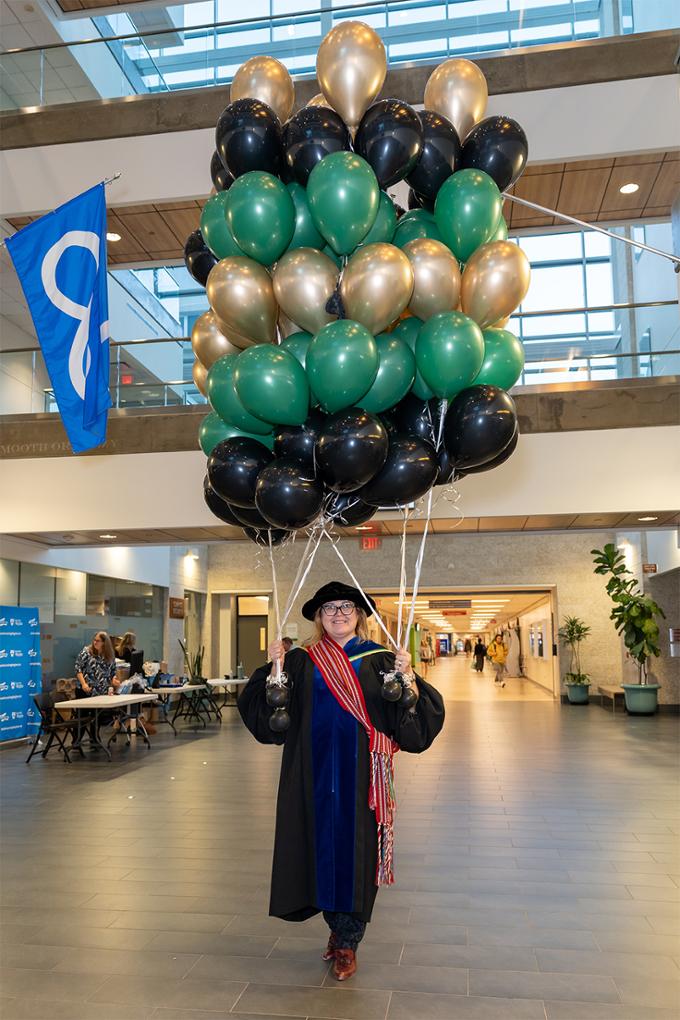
left=0, top=606, right=42, bottom=742
left=6, top=183, right=111, bottom=453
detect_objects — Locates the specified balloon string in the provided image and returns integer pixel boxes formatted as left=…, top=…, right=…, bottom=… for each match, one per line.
left=404, top=487, right=434, bottom=641
left=324, top=527, right=399, bottom=652
left=396, top=507, right=409, bottom=647
left=267, top=531, right=283, bottom=679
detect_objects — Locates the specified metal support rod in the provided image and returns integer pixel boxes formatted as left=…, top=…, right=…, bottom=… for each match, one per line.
left=1, top=172, right=122, bottom=249
left=502, top=192, right=680, bottom=270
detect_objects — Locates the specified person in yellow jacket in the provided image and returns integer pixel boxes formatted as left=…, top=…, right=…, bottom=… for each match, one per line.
left=487, top=633, right=508, bottom=688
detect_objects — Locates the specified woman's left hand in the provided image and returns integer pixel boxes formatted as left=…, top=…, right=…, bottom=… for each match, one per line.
left=394, top=646, right=412, bottom=674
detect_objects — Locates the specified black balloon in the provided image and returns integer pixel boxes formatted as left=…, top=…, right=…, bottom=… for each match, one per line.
left=231, top=503, right=278, bottom=529
left=316, top=408, right=388, bottom=493
left=207, top=437, right=273, bottom=508
left=210, top=150, right=234, bottom=192
left=354, top=99, right=424, bottom=189
left=243, top=526, right=290, bottom=546
left=274, top=409, right=326, bottom=472
left=256, top=457, right=325, bottom=530
left=325, top=491, right=376, bottom=527
left=357, top=435, right=438, bottom=507
left=407, top=188, right=423, bottom=211
left=444, top=385, right=518, bottom=471
left=395, top=394, right=436, bottom=444
left=283, top=106, right=351, bottom=186
left=461, top=424, right=519, bottom=475
left=215, top=98, right=283, bottom=179
left=435, top=445, right=455, bottom=487
left=406, top=109, right=460, bottom=203
left=461, top=116, right=528, bottom=191
left=184, top=229, right=217, bottom=288
left=203, top=476, right=242, bottom=526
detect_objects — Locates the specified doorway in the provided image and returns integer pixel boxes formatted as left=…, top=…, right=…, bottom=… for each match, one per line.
left=236, top=595, right=269, bottom=676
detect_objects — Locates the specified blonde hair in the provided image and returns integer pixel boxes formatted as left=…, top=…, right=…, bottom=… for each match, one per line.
left=89, top=631, right=115, bottom=662
left=304, top=606, right=369, bottom=646
left=117, top=631, right=136, bottom=656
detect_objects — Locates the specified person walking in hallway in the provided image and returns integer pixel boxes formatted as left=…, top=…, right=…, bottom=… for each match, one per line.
left=238, top=582, right=444, bottom=982
left=463, top=637, right=472, bottom=658
left=473, top=638, right=487, bottom=672
left=487, top=632, right=508, bottom=688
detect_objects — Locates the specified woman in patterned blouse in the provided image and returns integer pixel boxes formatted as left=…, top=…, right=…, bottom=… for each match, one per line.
left=75, top=632, right=117, bottom=696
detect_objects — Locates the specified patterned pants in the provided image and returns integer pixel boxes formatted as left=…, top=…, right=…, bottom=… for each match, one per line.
left=323, top=910, right=367, bottom=951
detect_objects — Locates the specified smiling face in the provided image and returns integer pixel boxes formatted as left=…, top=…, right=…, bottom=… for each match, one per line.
left=320, top=601, right=359, bottom=646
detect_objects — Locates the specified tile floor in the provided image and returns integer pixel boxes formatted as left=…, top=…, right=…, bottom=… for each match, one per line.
left=1, top=659, right=679, bottom=1020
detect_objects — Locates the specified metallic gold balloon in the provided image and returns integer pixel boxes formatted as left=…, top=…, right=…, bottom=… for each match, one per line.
left=230, top=55, right=294, bottom=124
left=460, top=240, right=531, bottom=330
left=272, top=248, right=338, bottom=336
left=316, top=21, right=386, bottom=132
left=214, top=317, right=257, bottom=350
left=191, top=311, right=243, bottom=369
left=340, top=243, right=414, bottom=335
left=492, top=314, right=511, bottom=329
left=278, top=310, right=300, bottom=339
left=307, top=92, right=334, bottom=111
left=424, top=58, right=488, bottom=140
left=192, top=359, right=208, bottom=397
left=207, top=257, right=278, bottom=344
left=403, top=238, right=462, bottom=321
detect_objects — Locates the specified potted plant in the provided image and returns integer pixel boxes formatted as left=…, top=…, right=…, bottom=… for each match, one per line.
left=558, top=615, right=591, bottom=704
left=592, top=543, right=665, bottom=715
left=179, top=639, right=206, bottom=686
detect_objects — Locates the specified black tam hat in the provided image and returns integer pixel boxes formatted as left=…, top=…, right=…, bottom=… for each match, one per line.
left=301, top=581, right=376, bottom=621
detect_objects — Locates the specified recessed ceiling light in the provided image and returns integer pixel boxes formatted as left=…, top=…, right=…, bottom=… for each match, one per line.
left=619, top=182, right=639, bottom=195
left=106, top=232, right=122, bottom=242
left=355, top=525, right=373, bottom=531
left=637, top=515, right=658, bottom=522
left=100, top=533, right=117, bottom=540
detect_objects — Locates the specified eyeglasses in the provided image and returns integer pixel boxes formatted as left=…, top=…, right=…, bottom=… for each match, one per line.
left=321, top=602, right=356, bottom=618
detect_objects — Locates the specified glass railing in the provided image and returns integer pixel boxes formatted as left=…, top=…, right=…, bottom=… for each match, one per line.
left=1, top=0, right=676, bottom=113
left=0, top=299, right=677, bottom=416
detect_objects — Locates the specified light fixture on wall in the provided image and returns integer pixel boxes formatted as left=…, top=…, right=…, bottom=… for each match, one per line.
left=619, top=182, right=639, bottom=195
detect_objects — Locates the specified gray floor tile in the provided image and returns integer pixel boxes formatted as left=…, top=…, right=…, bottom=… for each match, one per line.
left=546, top=1002, right=680, bottom=1019
left=469, top=968, right=619, bottom=1003
left=146, top=931, right=276, bottom=957
left=0, top=999, right=152, bottom=1019
left=535, top=946, right=679, bottom=979
left=189, top=952, right=331, bottom=986
left=402, top=944, right=538, bottom=971
left=89, top=975, right=247, bottom=1011
left=109, top=911, right=233, bottom=933
left=272, top=936, right=403, bottom=964
left=233, top=983, right=391, bottom=1018
left=323, top=960, right=468, bottom=994
left=614, top=976, right=680, bottom=1010
left=387, top=990, right=546, bottom=1018
left=593, top=931, right=680, bottom=955
left=51, top=947, right=201, bottom=978
left=151, top=1012, right=304, bottom=1020
left=467, top=926, right=598, bottom=950
left=0, top=967, right=108, bottom=1003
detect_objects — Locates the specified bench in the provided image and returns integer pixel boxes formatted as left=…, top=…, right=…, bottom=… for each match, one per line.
left=598, top=684, right=625, bottom=714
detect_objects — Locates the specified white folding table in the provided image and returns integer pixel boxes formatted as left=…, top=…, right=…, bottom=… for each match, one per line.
left=54, top=693, right=158, bottom=760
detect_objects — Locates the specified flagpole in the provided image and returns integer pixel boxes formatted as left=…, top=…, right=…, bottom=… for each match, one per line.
left=1, top=171, right=123, bottom=248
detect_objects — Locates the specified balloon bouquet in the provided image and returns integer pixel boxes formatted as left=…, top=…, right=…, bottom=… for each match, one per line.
left=187, top=22, right=530, bottom=552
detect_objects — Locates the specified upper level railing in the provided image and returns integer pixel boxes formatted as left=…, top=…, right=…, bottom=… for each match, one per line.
left=1, top=0, right=676, bottom=112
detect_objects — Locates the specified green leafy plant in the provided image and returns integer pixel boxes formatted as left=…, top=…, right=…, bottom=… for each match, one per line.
left=558, top=615, right=591, bottom=684
left=178, top=638, right=205, bottom=681
left=591, top=543, right=665, bottom=685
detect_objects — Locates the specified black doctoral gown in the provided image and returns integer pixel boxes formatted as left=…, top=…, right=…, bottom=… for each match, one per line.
left=238, top=640, right=445, bottom=923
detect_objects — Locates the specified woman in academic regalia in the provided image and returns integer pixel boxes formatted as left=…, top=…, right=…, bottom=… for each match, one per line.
left=238, top=581, right=445, bottom=981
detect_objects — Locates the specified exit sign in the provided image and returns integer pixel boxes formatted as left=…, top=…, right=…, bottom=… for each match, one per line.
left=360, top=535, right=382, bottom=551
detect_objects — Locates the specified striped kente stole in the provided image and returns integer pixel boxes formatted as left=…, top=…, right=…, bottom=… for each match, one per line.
left=307, top=635, right=399, bottom=887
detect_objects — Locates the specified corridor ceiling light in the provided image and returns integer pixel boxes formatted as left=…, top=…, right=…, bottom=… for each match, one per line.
left=99, top=533, right=117, bottom=540
left=638, top=515, right=658, bottom=522
left=619, top=182, right=639, bottom=195
left=106, top=231, right=122, bottom=242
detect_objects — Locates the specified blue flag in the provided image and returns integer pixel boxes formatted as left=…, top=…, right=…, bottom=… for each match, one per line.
left=7, top=183, right=111, bottom=453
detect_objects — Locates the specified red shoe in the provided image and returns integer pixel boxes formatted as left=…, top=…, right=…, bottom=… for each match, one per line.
left=322, top=933, right=339, bottom=961
left=333, top=948, right=357, bottom=981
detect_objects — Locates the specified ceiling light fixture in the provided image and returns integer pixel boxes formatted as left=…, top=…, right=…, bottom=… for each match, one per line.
left=619, top=182, right=639, bottom=195
left=106, top=231, right=122, bottom=242
left=637, top=515, right=658, bottom=522
left=99, top=533, right=117, bottom=540
left=355, top=525, right=373, bottom=531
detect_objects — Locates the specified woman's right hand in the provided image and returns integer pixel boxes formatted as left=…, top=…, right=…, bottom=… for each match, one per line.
left=268, top=639, right=285, bottom=664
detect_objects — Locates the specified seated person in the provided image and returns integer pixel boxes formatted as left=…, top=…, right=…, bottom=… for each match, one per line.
left=75, top=631, right=119, bottom=741
left=115, top=631, right=156, bottom=734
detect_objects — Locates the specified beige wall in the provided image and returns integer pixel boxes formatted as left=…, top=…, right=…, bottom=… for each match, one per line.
left=206, top=528, right=678, bottom=700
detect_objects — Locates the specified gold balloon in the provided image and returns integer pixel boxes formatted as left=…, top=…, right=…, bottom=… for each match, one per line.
left=230, top=55, right=294, bottom=124
left=192, top=359, right=208, bottom=397
left=316, top=21, right=386, bottom=132
left=307, top=92, right=334, bottom=111
left=424, top=58, right=488, bottom=140
left=460, top=241, right=531, bottom=330
left=191, top=311, right=243, bottom=369
left=340, top=243, right=414, bottom=335
left=272, top=248, right=338, bottom=336
left=207, top=257, right=278, bottom=344
left=278, top=310, right=300, bottom=339
left=403, top=238, right=462, bottom=321
left=213, top=316, right=257, bottom=350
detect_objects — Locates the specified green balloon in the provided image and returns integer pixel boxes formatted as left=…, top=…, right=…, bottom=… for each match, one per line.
left=234, top=345, right=309, bottom=426
left=434, top=169, right=503, bottom=262
left=357, top=332, right=415, bottom=414
left=200, top=192, right=245, bottom=260
left=227, top=171, right=295, bottom=266
left=281, top=330, right=313, bottom=368
left=416, top=311, right=485, bottom=399
left=474, top=328, right=525, bottom=390
left=307, top=319, right=379, bottom=413
left=286, top=182, right=325, bottom=251
left=307, top=151, right=379, bottom=255
left=393, top=316, right=434, bottom=400
left=490, top=214, right=508, bottom=243
left=393, top=209, right=444, bottom=250
left=359, top=191, right=398, bottom=247
left=207, top=355, right=273, bottom=436
left=198, top=412, right=274, bottom=457
left=322, top=244, right=343, bottom=268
